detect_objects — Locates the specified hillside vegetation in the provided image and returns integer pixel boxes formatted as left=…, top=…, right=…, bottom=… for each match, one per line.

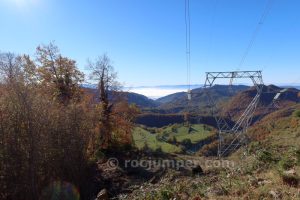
left=1, top=44, right=299, bottom=200
left=222, top=85, right=300, bottom=122
left=0, top=46, right=139, bottom=200
left=120, top=105, right=300, bottom=199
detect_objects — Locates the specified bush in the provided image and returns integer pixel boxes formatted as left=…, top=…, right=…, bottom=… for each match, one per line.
left=148, top=128, right=156, bottom=134
left=278, top=156, right=296, bottom=170
left=159, top=188, right=174, bottom=200
left=203, top=124, right=212, bottom=131
left=156, top=134, right=162, bottom=141
left=248, top=141, right=260, bottom=153
left=188, top=126, right=194, bottom=134
left=257, top=150, right=276, bottom=163
left=142, top=142, right=151, bottom=152
left=155, top=146, right=163, bottom=153
left=167, top=136, right=177, bottom=144
left=95, top=149, right=105, bottom=160
left=293, top=110, right=300, bottom=118
left=181, top=138, right=192, bottom=146
left=171, top=124, right=180, bottom=133
left=171, top=127, right=177, bottom=133
left=296, top=149, right=300, bottom=165
left=281, top=173, right=299, bottom=187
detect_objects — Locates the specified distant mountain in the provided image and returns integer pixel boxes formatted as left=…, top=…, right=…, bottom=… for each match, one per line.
left=222, top=85, right=300, bottom=122
left=82, top=84, right=299, bottom=119
left=281, top=86, right=300, bottom=90
left=82, top=87, right=158, bottom=108
left=155, top=85, right=250, bottom=114
left=121, top=92, right=159, bottom=108
left=156, top=92, right=186, bottom=104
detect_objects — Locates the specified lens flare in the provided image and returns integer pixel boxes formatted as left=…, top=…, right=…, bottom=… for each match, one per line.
left=41, top=181, right=80, bottom=200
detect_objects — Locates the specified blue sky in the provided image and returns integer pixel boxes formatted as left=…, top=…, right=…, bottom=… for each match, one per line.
left=0, top=0, right=299, bottom=87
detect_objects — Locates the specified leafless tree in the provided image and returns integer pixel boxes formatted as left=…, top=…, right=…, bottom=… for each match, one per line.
left=88, top=54, right=120, bottom=149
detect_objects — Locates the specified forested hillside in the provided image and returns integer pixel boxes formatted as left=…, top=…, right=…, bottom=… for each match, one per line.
left=0, top=44, right=138, bottom=200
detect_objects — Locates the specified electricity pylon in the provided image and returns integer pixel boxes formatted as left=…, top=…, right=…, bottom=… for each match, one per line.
left=203, top=71, right=264, bottom=158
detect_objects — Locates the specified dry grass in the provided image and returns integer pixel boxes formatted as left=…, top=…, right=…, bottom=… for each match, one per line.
left=117, top=105, right=300, bottom=199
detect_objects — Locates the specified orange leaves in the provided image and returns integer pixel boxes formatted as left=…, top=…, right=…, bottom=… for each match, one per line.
left=110, top=101, right=139, bottom=145
left=290, top=117, right=299, bottom=129
left=35, top=43, right=84, bottom=105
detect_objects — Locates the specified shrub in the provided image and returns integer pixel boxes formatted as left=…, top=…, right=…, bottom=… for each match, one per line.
left=278, top=156, right=296, bottom=170
left=148, top=128, right=156, bottom=134
left=281, top=173, right=299, bottom=187
left=167, top=136, right=177, bottom=144
left=142, top=142, right=151, bottom=152
left=155, top=146, right=163, bottom=153
left=171, top=127, right=177, bottom=133
left=203, top=124, right=212, bottom=131
left=181, top=138, right=192, bottom=146
left=293, top=110, right=300, bottom=118
left=188, top=126, right=192, bottom=133
left=248, top=141, right=260, bottom=153
left=257, top=150, right=276, bottom=163
left=296, top=149, right=300, bottom=165
left=171, top=124, right=180, bottom=133
left=159, top=189, right=174, bottom=200
left=198, top=141, right=218, bottom=157
left=95, top=149, right=105, bottom=160
left=156, top=134, right=162, bottom=141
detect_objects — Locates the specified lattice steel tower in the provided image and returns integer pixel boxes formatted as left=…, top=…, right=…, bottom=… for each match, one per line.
left=203, top=71, right=264, bottom=157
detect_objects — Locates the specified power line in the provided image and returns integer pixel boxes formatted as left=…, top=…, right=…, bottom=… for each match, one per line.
left=238, top=0, right=275, bottom=69
left=185, top=0, right=191, bottom=91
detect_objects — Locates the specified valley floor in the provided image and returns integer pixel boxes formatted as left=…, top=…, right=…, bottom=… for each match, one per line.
left=132, top=124, right=215, bottom=153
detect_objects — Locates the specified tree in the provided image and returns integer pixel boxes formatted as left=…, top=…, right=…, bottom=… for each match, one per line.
left=88, top=54, right=139, bottom=150
left=88, top=54, right=119, bottom=149
left=111, top=101, right=139, bottom=145
left=0, top=49, right=92, bottom=200
left=182, top=138, right=192, bottom=146
left=0, top=52, right=39, bottom=200
left=36, top=42, right=84, bottom=104
left=0, top=46, right=138, bottom=200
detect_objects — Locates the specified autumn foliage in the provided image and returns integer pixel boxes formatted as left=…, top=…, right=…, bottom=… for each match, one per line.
left=0, top=44, right=138, bottom=200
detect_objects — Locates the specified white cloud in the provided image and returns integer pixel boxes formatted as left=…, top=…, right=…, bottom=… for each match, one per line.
left=129, top=88, right=187, bottom=99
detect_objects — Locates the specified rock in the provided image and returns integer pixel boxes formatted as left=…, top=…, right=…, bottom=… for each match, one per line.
left=96, top=189, right=108, bottom=200
left=269, top=190, right=279, bottom=199
left=178, top=192, right=189, bottom=200
left=257, top=178, right=264, bottom=182
left=257, top=178, right=272, bottom=186
left=192, top=165, right=204, bottom=175
left=284, top=169, right=296, bottom=175
left=248, top=176, right=258, bottom=187
left=206, top=186, right=227, bottom=196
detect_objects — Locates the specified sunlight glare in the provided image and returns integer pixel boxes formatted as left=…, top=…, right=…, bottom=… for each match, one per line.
left=6, top=0, right=39, bottom=9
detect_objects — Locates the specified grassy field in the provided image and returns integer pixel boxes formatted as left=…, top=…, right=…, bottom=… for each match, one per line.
left=132, top=124, right=214, bottom=153
left=161, top=124, right=213, bottom=143
left=132, top=127, right=182, bottom=153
